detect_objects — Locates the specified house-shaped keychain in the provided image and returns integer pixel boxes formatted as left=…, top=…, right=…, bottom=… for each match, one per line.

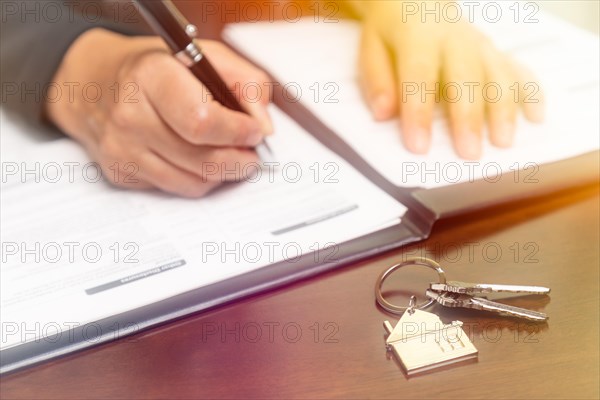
left=383, top=309, right=478, bottom=376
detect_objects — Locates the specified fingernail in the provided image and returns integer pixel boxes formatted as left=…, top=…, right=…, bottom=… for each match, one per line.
left=408, top=128, right=430, bottom=154
left=372, top=94, right=392, bottom=121
left=494, top=123, right=514, bottom=148
left=458, top=132, right=482, bottom=160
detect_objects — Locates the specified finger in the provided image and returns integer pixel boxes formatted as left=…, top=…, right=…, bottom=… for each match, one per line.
left=90, top=155, right=154, bottom=193
left=164, top=145, right=260, bottom=183
left=200, top=40, right=273, bottom=134
left=481, top=46, right=518, bottom=148
left=87, top=141, right=155, bottom=190
left=139, top=52, right=264, bottom=147
left=141, top=110, right=261, bottom=182
left=244, top=100, right=273, bottom=136
left=396, top=32, right=441, bottom=154
left=86, top=127, right=155, bottom=191
left=136, top=151, right=220, bottom=198
left=512, top=62, right=545, bottom=123
left=442, top=38, right=486, bottom=160
left=358, top=25, right=398, bottom=121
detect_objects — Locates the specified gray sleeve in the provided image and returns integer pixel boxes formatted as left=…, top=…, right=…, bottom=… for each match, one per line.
left=0, top=1, right=149, bottom=129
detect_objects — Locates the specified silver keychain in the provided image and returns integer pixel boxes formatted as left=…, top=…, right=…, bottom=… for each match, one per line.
left=375, top=257, right=551, bottom=376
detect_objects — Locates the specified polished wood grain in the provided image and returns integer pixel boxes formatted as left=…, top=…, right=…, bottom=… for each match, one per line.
left=2, top=185, right=598, bottom=399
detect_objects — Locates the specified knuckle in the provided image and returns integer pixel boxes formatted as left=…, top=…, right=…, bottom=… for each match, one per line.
left=109, top=104, right=136, bottom=129
left=120, top=50, right=173, bottom=89
left=97, top=134, right=122, bottom=161
left=188, top=106, right=216, bottom=143
left=129, top=50, right=170, bottom=77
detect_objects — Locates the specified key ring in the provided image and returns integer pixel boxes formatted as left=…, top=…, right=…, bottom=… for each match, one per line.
left=375, top=257, right=447, bottom=314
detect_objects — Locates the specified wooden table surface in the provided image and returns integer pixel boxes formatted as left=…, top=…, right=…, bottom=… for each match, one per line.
left=2, top=184, right=598, bottom=399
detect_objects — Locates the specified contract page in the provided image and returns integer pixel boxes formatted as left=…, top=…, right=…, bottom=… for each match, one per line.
left=0, top=105, right=406, bottom=349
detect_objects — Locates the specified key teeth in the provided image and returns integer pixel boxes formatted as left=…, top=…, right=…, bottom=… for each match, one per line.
left=439, top=291, right=462, bottom=307
left=427, top=290, right=457, bottom=307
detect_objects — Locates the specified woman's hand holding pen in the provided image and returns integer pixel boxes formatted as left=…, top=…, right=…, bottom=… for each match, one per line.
left=45, top=28, right=272, bottom=197
left=353, top=0, right=545, bottom=159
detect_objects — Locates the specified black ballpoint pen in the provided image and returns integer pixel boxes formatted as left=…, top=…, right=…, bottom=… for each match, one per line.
left=135, top=0, right=273, bottom=159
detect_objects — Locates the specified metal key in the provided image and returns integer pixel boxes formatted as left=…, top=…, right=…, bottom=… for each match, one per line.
left=426, top=290, right=549, bottom=321
left=430, top=281, right=551, bottom=295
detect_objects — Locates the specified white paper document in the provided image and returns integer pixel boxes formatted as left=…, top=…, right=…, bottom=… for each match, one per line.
left=224, top=4, right=599, bottom=188
left=0, top=106, right=406, bottom=349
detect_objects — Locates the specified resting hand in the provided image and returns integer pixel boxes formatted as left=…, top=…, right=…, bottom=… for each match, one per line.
left=354, top=0, right=544, bottom=159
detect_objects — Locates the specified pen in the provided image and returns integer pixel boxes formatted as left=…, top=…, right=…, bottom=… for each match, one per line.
left=134, top=0, right=273, bottom=160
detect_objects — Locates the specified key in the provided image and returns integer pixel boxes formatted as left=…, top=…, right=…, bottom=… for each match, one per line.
left=426, top=290, right=549, bottom=321
left=430, top=281, right=551, bottom=295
